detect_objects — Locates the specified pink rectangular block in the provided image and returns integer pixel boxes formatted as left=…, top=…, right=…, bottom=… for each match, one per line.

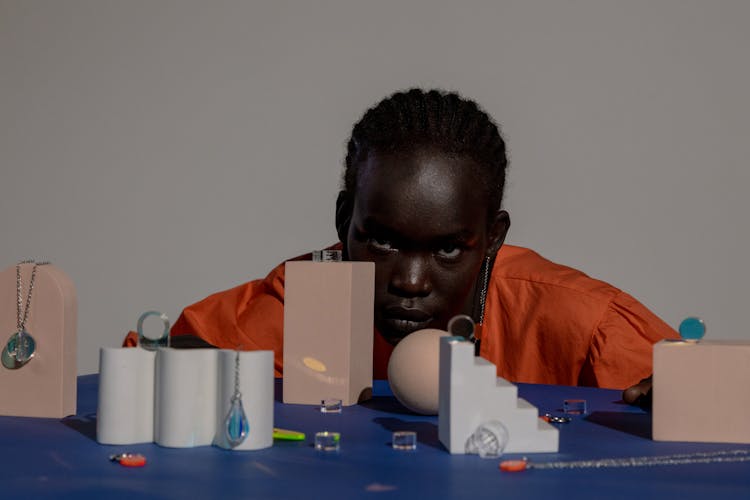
left=0, top=264, right=77, bottom=418
left=653, top=340, right=750, bottom=444
left=283, top=261, right=374, bottom=406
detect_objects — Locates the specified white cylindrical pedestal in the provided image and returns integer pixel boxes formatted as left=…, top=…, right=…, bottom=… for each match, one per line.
left=154, top=348, right=218, bottom=448
left=97, top=347, right=156, bottom=445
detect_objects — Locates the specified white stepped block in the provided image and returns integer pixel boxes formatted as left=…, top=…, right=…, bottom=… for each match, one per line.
left=472, top=357, right=501, bottom=386
left=506, top=398, right=544, bottom=438
left=506, top=419, right=560, bottom=453
left=479, top=381, right=517, bottom=409
left=438, top=337, right=559, bottom=454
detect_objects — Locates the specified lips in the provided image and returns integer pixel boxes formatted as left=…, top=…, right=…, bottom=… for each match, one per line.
left=381, top=305, right=433, bottom=337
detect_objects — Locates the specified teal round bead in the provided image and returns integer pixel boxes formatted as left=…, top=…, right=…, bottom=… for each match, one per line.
left=679, top=317, right=705, bottom=341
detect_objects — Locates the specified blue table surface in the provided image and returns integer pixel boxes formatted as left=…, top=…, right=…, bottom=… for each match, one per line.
left=0, top=375, right=748, bottom=499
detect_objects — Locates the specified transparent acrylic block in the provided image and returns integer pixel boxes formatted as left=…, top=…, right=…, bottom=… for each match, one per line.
left=314, top=431, right=340, bottom=451
left=320, top=398, right=342, bottom=414
left=563, top=399, right=587, bottom=415
left=312, top=250, right=342, bottom=262
left=392, top=431, right=417, bottom=451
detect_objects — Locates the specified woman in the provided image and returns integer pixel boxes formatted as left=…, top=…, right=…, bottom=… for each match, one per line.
left=138, top=89, right=674, bottom=402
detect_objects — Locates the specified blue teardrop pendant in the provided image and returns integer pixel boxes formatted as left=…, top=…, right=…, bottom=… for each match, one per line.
left=224, top=394, right=249, bottom=447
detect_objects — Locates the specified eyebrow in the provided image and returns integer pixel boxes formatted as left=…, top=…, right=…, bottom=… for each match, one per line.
left=356, top=218, right=477, bottom=246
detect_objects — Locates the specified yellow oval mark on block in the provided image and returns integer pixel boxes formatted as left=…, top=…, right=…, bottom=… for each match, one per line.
left=302, top=356, right=327, bottom=373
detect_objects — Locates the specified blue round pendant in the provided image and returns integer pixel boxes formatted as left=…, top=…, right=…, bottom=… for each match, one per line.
left=2, top=330, right=36, bottom=369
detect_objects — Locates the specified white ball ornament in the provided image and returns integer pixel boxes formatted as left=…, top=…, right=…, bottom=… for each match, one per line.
left=387, top=328, right=449, bottom=415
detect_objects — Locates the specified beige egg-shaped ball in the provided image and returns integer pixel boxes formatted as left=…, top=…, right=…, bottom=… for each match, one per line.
left=387, top=328, right=449, bottom=415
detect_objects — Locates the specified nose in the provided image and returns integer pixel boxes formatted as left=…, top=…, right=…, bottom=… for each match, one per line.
left=389, top=252, right=432, bottom=297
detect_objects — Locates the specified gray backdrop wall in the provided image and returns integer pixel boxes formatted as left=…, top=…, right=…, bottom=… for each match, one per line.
left=2, top=0, right=748, bottom=375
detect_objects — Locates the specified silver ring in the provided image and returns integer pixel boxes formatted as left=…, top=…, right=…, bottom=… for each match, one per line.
left=137, top=310, right=170, bottom=350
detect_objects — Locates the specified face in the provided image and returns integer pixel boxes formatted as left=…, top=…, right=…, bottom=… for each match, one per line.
left=339, top=149, right=508, bottom=345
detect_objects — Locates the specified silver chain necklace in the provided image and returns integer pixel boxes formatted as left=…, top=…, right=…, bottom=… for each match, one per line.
left=477, top=256, right=491, bottom=325
left=461, top=256, right=492, bottom=350
left=224, top=350, right=250, bottom=447
left=3, top=260, right=48, bottom=368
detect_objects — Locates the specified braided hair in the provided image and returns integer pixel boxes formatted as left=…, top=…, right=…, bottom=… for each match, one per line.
left=343, top=88, right=508, bottom=216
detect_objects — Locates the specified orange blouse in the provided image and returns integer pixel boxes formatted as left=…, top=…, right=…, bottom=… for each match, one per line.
left=162, top=245, right=677, bottom=389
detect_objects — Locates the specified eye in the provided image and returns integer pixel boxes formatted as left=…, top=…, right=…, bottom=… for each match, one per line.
left=436, top=244, right=462, bottom=260
left=368, top=237, right=394, bottom=253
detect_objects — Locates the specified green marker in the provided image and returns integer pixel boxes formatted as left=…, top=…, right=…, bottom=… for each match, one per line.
left=273, top=428, right=306, bottom=441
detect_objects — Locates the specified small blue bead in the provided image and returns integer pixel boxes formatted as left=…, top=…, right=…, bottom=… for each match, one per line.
left=679, top=317, right=705, bottom=341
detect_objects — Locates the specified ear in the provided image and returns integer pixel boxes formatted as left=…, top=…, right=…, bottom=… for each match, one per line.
left=335, top=191, right=353, bottom=255
left=486, top=209, right=510, bottom=257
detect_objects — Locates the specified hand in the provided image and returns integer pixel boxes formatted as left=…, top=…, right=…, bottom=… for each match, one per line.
left=622, top=375, right=652, bottom=410
left=123, top=331, right=215, bottom=349
left=169, top=334, right=216, bottom=349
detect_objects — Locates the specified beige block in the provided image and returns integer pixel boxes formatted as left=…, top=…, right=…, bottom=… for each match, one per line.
left=0, top=264, right=77, bottom=418
left=283, top=261, right=374, bottom=406
left=653, top=340, right=750, bottom=444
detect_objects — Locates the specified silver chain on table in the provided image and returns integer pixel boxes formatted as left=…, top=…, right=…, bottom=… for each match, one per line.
left=526, top=449, right=750, bottom=470
left=16, top=260, right=48, bottom=332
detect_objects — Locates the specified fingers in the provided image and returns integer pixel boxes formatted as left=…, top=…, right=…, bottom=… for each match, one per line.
left=622, top=376, right=653, bottom=409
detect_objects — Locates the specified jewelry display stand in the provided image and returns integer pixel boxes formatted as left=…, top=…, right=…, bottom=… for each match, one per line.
left=438, top=337, right=559, bottom=454
left=282, top=261, right=375, bottom=406
left=0, top=264, right=77, bottom=418
left=97, top=348, right=274, bottom=450
left=653, top=339, right=750, bottom=444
